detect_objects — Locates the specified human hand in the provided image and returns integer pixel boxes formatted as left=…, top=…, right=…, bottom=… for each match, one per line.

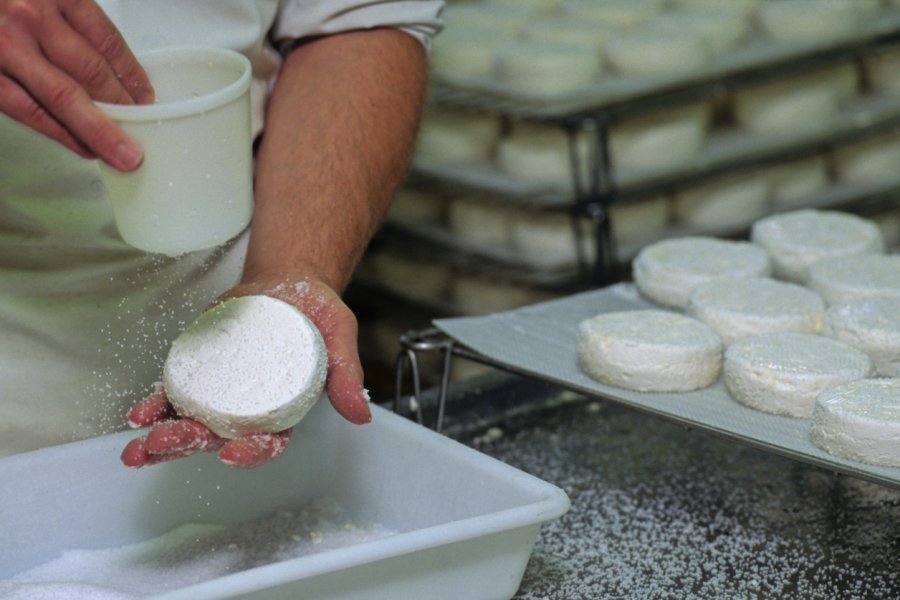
left=121, top=272, right=371, bottom=469
left=0, top=0, right=154, bottom=170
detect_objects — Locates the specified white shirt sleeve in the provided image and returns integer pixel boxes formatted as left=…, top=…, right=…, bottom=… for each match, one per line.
left=272, top=0, right=444, bottom=52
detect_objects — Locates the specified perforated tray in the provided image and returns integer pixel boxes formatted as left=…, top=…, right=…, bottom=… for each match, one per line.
left=434, top=284, right=900, bottom=490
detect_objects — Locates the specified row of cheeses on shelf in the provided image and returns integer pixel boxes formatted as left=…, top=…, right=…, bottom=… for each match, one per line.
left=433, top=0, right=892, bottom=94
left=416, top=56, right=900, bottom=185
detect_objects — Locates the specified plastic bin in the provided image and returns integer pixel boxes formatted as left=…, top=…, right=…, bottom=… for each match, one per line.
left=0, top=401, right=568, bottom=599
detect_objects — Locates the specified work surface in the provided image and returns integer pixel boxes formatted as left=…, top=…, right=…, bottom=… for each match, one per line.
left=439, top=374, right=900, bottom=599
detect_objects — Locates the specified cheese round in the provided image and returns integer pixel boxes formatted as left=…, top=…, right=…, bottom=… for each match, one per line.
left=758, top=0, right=878, bottom=42
left=605, top=31, right=711, bottom=78
left=733, top=75, right=840, bottom=135
left=645, top=10, right=750, bottom=54
left=823, top=296, right=900, bottom=377
left=633, top=236, right=771, bottom=309
left=833, top=131, right=900, bottom=183
left=687, top=278, right=825, bottom=345
left=447, top=197, right=514, bottom=250
left=509, top=211, right=594, bottom=270
left=750, top=209, right=884, bottom=283
left=808, top=253, right=900, bottom=306
left=724, top=332, right=875, bottom=418
left=764, top=155, right=830, bottom=210
left=163, top=295, right=328, bottom=439
left=811, top=379, right=900, bottom=467
left=414, top=108, right=501, bottom=164
left=493, top=41, right=602, bottom=96
left=673, top=173, right=770, bottom=231
left=577, top=310, right=723, bottom=392
left=496, top=122, right=590, bottom=185
left=609, top=103, right=710, bottom=174
left=562, top=0, right=664, bottom=30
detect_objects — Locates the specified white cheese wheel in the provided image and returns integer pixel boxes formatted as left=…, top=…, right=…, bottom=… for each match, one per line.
left=750, top=209, right=884, bottom=283
left=811, top=378, right=900, bottom=467
left=605, top=31, right=711, bottom=78
left=609, top=195, right=670, bottom=246
left=577, top=310, right=723, bottom=392
left=509, top=211, right=594, bottom=270
left=687, top=278, right=825, bottom=345
left=764, top=155, right=830, bottom=210
left=517, top=18, right=609, bottom=52
left=609, top=103, right=710, bottom=174
left=493, top=42, right=603, bottom=96
left=645, top=10, right=750, bottom=54
left=733, top=74, right=840, bottom=135
left=633, top=236, right=772, bottom=309
left=386, top=188, right=445, bottom=227
left=808, top=253, right=900, bottom=306
left=823, top=296, right=900, bottom=377
left=724, top=332, right=875, bottom=418
left=496, top=122, right=590, bottom=185
left=562, top=0, right=664, bottom=30
left=833, top=131, right=900, bottom=184
left=447, top=197, right=514, bottom=250
left=367, top=250, right=451, bottom=303
left=430, top=27, right=511, bottom=79
left=864, top=45, right=900, bottom=96
left=673, top=173, right=770, bottom=231
left=672, top=0, right=762, bottom=18
left=758, top=0, right=879, bottom=42
left=163, top=296, right=328, bottom=439
left=414, top=108, right=501, bottom=164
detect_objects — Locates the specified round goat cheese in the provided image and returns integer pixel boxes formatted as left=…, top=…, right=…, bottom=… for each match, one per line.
left=750, top=209, right=884, bottom=283
left=808, top=253, right=900, bottom=306
left=823, top=296, right=900, bottom=377
left=577, top=310, right=723, bottom=393
left=724, top=332, right=875, bottom=418
left=493, top=42, right=602, bottom=96
left=811, top=378, right=900, bottom=467
left=633, top=236, right=771, bottom=309
left=687, top=278, right=825, bottom=345
left=163, top=295, right=328, bottom=438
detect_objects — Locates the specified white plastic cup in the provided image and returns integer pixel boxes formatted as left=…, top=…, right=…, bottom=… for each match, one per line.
left=97, top=46, right=253, bottom=256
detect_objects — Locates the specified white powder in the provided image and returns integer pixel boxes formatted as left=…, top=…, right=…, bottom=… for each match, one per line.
left=0, top=498, right=394, bottom=599
left=163, top=295, right=327, bottom=438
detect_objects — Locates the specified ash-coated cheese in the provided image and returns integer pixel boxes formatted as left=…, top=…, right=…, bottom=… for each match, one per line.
left=811, top=378, right=900, bottom=467
left=686, top=278, right=825, bottom=345
left=807, top=253, right=900, bottom=306
left=163, top=295, right=328, bottom=439
left=724, top=332, right=875, bottom=418
left=750, top=209, right=884, bottom=283
left=632, top=236, right=771, bottom=309
left=577, top=309, right=723, bottom=393
left=823, top=296, right=900, bottom=377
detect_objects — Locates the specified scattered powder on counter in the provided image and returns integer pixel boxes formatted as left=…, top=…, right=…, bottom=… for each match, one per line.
left=0, top=498, right=394, bottom=600
left=464, top=394, right=900, bottom=599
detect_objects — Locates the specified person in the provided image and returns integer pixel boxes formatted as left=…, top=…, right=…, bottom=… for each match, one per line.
left=0, top=0, right=443, bottom=467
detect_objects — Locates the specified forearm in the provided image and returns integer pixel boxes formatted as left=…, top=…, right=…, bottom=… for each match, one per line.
left=244, top=28, right=428, bottom=292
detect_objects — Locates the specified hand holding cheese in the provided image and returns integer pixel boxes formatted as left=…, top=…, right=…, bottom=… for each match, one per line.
left=122, top=276, right=371, bottom=469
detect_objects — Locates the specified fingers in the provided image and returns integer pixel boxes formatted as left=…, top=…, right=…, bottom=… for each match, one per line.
left=324, top=322, right=372, bottom=425
left=126, top=385, right=175, bottom=428
left=218, top=431, right=292, bottom=469
left=0, top=0, right=149, bottom=170
left=120, top=419, right=224, bottom=468
left=58, top=0, right=153, bottom=103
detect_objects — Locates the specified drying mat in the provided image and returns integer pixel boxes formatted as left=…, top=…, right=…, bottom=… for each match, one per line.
left=434, top=284, right=900, bottom=489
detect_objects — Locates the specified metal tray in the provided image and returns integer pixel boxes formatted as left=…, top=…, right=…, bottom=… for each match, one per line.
left=434, top=284, right=900, bottom=490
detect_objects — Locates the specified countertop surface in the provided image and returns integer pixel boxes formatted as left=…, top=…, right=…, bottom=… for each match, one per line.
left=435, top=372, right=900, bottom=599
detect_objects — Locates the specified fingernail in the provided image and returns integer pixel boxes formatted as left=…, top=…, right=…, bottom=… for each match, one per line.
left=136, top=89, right=155, bottom=105
left=114, top=140, right=143, bottom=171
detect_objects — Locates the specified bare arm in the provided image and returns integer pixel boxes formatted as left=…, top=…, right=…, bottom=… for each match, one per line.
left=122, top=28, right=429, bottom=468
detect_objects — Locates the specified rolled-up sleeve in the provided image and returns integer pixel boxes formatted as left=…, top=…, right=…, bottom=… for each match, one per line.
left=272, top=0, right=444, bottom=52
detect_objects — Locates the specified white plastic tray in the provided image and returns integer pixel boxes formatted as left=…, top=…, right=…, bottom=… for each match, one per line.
left=0, top=401, right=569, bottom=599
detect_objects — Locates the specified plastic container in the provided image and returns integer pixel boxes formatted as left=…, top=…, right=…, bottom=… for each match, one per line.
left=0, top=401, right=569, bottom=599
left=97, top=46, right=253, bottom=256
